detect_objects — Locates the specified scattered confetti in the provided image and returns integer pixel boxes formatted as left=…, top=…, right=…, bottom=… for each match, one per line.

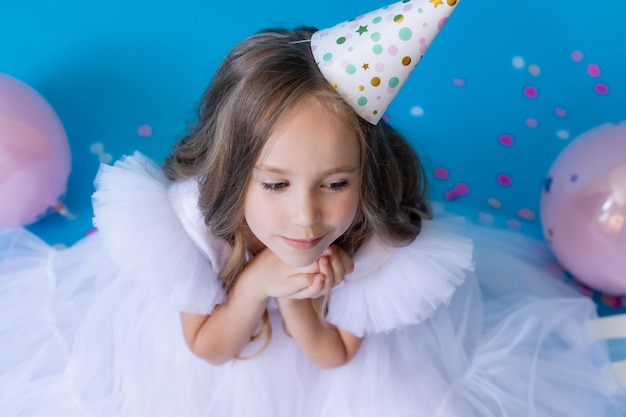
left=523, top=86, right=538, bottom=99
left=556, top=130, right=570, bottom=140
left=99, top=153, right=113, bottom=164
left=453, top=182, right=470, bottom=196
left=452, top=78, right=466, bottom=87
left=512, top=56, right=525, bottom=69
left=586, top=63, right=601, bottom=77
left=570, top=50, right=584, bottom=63
left=516, top=208, right=536, bottom=221
left=487, top=198, right=502, bottom=209
left=410, top=106, right=424, bottom=116
left=478, top=212, right=495, bottom=226
left=89, top=142, right=104, bottom=154
left=594, top=82, right=610, bottom=95
left=528, top=64, right=541, bottom=76
left=498, top=134, right=514, bottom=146
left=525, top=117, right=538, bottom=128
left=496, top=174, right=513, bottom=186
left=554, top=107, right=567, bottom=117
left=137, top=124, right=153, bottom=137
left=433, top=167, right=449, bottom=179
left=506, top=219, right=522, bottom=231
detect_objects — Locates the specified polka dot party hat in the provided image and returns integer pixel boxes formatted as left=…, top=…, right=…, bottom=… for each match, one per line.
left=311, top=0, right=459, bottom=124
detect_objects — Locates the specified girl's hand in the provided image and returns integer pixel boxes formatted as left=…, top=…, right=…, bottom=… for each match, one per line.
left=285, top=245, right=354, bottom=300
left=241, top=248, right=322, bottom=299
left=241, top=245, right=354, bottom=300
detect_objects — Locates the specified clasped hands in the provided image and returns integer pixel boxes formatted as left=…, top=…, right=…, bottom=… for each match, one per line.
left=243, top=245, right=354, bottom=301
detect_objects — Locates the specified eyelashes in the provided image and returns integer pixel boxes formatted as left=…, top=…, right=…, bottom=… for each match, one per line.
left=261, top=181, right=349, bottom=192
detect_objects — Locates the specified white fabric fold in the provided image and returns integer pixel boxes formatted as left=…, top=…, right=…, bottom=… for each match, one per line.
left=328, top=220, right=474, bottom=336
left=91, top=152, right=227, bottom=314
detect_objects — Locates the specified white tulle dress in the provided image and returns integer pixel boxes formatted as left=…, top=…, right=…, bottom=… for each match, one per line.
left=2, top=152, right=626, bottom=417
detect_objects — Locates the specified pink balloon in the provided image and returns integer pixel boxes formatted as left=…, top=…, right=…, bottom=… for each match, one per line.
left=0, top=73, right=71, bottom=228
left=540, top=122, right=626, bottom=294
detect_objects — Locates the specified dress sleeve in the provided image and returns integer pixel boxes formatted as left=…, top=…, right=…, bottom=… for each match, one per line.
left=326, top=219, right=474, bottom=337
left=92, top=152, right=228, bottom=314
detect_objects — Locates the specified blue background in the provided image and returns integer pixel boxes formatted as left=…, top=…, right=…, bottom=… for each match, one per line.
left=2, top=0, right=626, bottom=354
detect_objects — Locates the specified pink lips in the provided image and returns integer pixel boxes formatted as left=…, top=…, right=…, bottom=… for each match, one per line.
left=282, top=236, right=324, bottom=250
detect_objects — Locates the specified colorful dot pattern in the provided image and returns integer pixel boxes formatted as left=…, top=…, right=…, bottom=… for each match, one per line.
left=311, top=0, right=458, bottom=124
left=430, top=46, right=614, bottom=239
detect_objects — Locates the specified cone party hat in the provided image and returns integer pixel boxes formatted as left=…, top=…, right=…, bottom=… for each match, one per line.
left=311, top=0, right=459, bottom=124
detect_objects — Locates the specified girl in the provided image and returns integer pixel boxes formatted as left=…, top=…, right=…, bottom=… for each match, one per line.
left=2, top=16, right=626, bottom=417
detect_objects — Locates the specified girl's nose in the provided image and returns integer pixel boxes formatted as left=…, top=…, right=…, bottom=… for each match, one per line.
left=292, top=190, right=321, bottom=227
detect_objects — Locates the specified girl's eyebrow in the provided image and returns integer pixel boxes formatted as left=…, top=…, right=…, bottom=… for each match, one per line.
left=254, top=165, right=360, bottom=176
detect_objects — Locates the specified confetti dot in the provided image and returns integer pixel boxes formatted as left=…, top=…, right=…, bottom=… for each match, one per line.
left=373, top=44, right=383, bottom=55
left=525, top=117, right=538, bottom=128
left=496, top=174, right=513, bottom=186
left=594, top=82, right=610, bottom=95
left=137, top=124, right=153, bottom=137
left=375, top=63, right=385, bottom=72
left=388, top=45, right=399, bottom=55
left=373, top=16, right=382, bottom=24
left=99, top=153, right=113, bottom=164
left=586, top=63, right=601, bottom=77
left=516, top=208, right=536, bottom=220
left=453, top=182, right=470, bottom=196
left=488, top=198, right=502, bottom=209
left=371, top=32, right=381, bottom=42
left=433, top=167, right=449, bottom=179
left=401, top=56, right=411, bottom=66
left=358, top=85, right=365, bottom=91
left=478, top=212, right=495, bottom=226
left=323, top=53, right=333, bottom=61
left=570, top=50, right=584, bottom=62
left=498, top=134, right=514, bottom=146
left=346, top=64, right=357, bottom=74
left=357, top=96, right=368, bottom=106
left=601, top=294, right=622, bottom=308
left=410, top=106, right=424, bottom=116
left=452, top=78, right=465, bottom=87
left=506, top=219, right=522, bottom=231
left=528, top=64, right=541, bottom=76
left=89, top=142, right=104, bottom=154
left=336, top=37, right=346, bottom=45
left=388, top=77, right=400, bottom=88
left=371, top=77, right=381, bottom=87
left=394, top=14, right=404, bottom=23
left=556, top=130, right=570, bottom=140
left=523, top=86, right=538, bottom=99
left=443, top=190, right=458, bottom=200
left=554, top=107, right=567, bottom=117
left=512, top=56, right=525, bottom=69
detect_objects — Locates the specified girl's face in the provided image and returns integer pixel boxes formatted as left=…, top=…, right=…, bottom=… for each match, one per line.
left=244, top=98, right=361, bottom=267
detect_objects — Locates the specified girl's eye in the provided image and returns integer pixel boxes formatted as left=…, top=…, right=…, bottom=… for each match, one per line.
left=324, top=181, right=348, bottom=191
left=262, top=182, right=287, bottom=191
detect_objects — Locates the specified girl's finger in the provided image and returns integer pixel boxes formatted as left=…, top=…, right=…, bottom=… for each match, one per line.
left=327, top=245, right=354, bottom=275
left=319, top=256, right=335, bottom=294
left=291, top=273, right=325, bottom=299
